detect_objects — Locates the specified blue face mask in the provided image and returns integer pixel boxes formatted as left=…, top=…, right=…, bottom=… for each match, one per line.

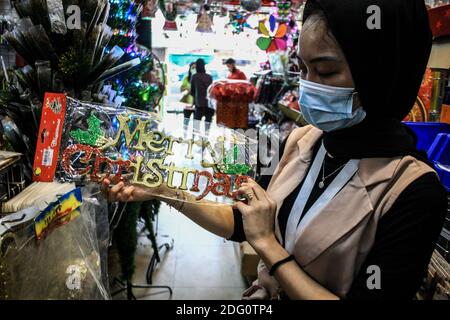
left=299, top=79, right=367, bottom=132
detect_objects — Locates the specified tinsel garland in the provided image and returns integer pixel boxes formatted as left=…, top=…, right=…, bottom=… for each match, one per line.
left=107, top=0, right=138, bottom=50
left=58, top=47, right=92, bottom=87
left=112, top=55, right=153, bottom=109
left=113, top=202, right=139, bottom=281
left=106, top=0, right=161, bottom=111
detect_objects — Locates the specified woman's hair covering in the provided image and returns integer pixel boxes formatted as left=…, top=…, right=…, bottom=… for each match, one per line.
left=303, top=0, right=432, bottom=120
left=196, top=58, right=206, bottom=73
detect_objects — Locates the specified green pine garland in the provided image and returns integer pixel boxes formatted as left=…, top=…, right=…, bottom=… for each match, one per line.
left=114, top=202, right=140, bottom=281
left=113, top=200, right=161, bottom=282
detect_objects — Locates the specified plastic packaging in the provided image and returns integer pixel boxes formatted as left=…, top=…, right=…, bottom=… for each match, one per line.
left=0, top=186, right=110, bottom=300
left=47, top=0, right=67, bottom=34
left=56, top=97, right=257, bottom=204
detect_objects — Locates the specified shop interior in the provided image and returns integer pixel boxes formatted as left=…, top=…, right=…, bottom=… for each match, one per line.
left=0, top=0, right=449, bottom=300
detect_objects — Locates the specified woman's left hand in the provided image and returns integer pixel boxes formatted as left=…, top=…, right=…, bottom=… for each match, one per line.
left=233, top=179, right=278, bottom=250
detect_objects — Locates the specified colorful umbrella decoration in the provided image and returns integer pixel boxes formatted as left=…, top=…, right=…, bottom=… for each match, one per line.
left=256, top=15, right=288, bottom=52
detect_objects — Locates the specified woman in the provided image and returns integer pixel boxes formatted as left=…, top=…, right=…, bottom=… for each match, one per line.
left=180, top=62, right=196, bottom=131
left=102, top=0, right=447, bottom=300
left=190, top=58, right=213, bottom=135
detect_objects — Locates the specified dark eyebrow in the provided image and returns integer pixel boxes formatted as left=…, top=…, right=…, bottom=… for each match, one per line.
left=309, top=56, right=340, bottom=63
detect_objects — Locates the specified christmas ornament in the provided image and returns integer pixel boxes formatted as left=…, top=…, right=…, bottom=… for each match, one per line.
left=241, top=0, right=262, bottom=12
left=69, top=113, right=105, bottom=147
left=209, top=80, right=256, bottom=129
left=159, top=0, right=178, bottom=30
left=256, top=15, right=288, bottom=52
left=210, top=1, right=227, bottom=17
left=276, top=0, right=292, bottom=23
left=227, top=11, right=251, bottom=34
left=35, top=97, right=257, bottom=204
left=142, top=0, right=159, bottom=18
left=196, top=4, right=214, bottom=33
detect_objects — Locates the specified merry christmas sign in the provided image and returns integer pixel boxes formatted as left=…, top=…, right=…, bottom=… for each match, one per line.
left=33, top=93, right=257, bottom=204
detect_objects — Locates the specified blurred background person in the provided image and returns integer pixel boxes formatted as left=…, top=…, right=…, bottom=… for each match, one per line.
left=180, top=62, right=196, bottom=136
left=225, top=58, right=247, bottom=80
left=191, top=58, right=214, bottom=135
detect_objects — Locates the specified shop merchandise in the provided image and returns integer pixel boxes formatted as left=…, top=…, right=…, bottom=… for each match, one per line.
left=1, top=181, right=75, bottom=213
left=0, top=187, right=109, bottom=300
left=32, top=94, right=257, bottom=204
left=256, top=15, right=288, bottom=52
left=209, top=80, right=256, bottom=129
left=0, top=0, right=448, bottom=302
left=159, top=0, right=179, bottom=30
left=196, top=5, right=214, bottom=33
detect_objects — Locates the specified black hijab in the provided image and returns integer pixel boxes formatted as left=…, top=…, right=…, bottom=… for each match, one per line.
left=196, top=58, right=206, bottom=74
left=303, top=0, right=433, bottom=160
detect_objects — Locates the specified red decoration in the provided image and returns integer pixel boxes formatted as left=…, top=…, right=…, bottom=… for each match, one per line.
left=428, top=4, right=450, bottom=38
left=190, top=170, right=215, bottom=200
left=210, top=81, right=256, bottom=103
left=33, top=93, right=67, bottom=182
left=211, top=173, right=232, bottom=196
left=210, top=81, right=256, bottom=129
left=61, top=144, right=131, bottom=183
left=61, top=144, right=97, bottom=177
left=190, top=170, right=251, bottom=201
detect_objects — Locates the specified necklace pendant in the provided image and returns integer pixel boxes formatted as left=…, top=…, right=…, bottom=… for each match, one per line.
left=319, top=181, right=325, bottom=189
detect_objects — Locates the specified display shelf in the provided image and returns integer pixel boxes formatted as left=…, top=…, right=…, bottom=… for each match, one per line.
left=0, top=157, right=24, bottom=205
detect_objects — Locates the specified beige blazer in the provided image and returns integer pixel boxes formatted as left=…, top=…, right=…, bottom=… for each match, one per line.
left=254, top=125, right=436, bottom=299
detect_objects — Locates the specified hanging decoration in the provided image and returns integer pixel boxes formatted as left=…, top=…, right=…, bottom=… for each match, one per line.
left=240, top=0, right=262, bottom=12
left=256, top=14, right=288, bottom=52
left=196, top=4, right=214, bottom=33
left=270, top=0, right=300, bottom=49
left=210, top=1, right=228, bottom=17
left=142, top=0, right=159, bottom=18
left=276, top=0, right=292, bottom=23
left=226, top=10, right=251, bottom=34
left=176, top=0, right=199, bottom=17
left=159, top=0, right=178, bottom=30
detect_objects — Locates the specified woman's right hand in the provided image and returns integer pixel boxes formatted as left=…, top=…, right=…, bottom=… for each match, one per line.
left=100, top=178, right=158, bottom=202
